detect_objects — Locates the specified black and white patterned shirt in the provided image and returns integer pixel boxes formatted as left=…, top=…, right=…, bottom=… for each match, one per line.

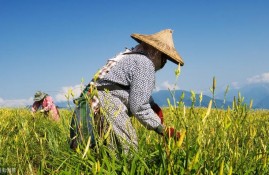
left=96, top=52, right=162, bottom=130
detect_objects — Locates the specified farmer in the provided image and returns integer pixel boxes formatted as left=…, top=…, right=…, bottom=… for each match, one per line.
left=32, top=91, right=60, bottom=121
left=70, top=29, right=183, bottom=153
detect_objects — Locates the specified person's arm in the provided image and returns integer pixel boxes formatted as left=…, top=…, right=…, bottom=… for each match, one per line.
left=32, top=101, right=40, bottom=112
left=150, top=102, right=164, bottom=124
left=127, top=57, right=180, bottom=140
left=129, top=58, right=163, bottom=133
left=149, top=100, right=180, bottom=139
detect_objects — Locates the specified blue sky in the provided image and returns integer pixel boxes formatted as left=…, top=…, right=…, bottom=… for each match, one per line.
left=1, top=0, right=269, bottom=107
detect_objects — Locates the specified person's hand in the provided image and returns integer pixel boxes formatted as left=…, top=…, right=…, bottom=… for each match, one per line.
left=151, top=103, right=163, bottom=124
left=165, top=127, right=180, bottom=140
left=40, top=109, right=45, bottom=113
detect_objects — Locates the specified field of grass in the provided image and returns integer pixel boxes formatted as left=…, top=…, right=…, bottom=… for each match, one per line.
left=1, top=94, right=269, bottom=174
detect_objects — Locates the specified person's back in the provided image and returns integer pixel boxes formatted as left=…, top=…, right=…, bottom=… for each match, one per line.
left=95, top=52, right=159, bottom=152
left=96, top=53, right=155, bottom=107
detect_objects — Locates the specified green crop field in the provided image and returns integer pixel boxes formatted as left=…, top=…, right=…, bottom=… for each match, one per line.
left=1, top=92, right=269, bottom=175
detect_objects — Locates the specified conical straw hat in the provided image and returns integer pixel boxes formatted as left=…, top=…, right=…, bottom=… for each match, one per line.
left=131, top=29, right=184, bottom=66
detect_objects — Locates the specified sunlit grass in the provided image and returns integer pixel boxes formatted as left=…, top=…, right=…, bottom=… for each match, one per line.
left=0, top=93, right=269, bottom=174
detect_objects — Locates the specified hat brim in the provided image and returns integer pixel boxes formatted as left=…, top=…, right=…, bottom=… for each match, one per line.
left=34, top=93, right=47, bottom=102
left=131, top=34, right=184, bottom=66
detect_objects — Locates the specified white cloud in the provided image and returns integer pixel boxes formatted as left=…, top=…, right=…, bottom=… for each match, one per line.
left=55, top=84, right=85, bottom=102
left=162, top=81, right=180, bottom=90
left=247, top=72, right=269, bottom=84
left=146, top=81, right=181, bottom=92
left=230, top=81, right=240, bottom=89
left=153, top=86, right=161, bottom=92
left=0, top=84, right=85, bottom=107
left=0, top=97, right=33, bottom=107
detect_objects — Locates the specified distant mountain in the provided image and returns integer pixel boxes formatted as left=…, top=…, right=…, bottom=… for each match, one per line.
left=216, top=83, right=269, bottom=109
left=255, top=95, right=269, bottom=109
left=55, top=83, right=269, bottom=110
left=152, top=90, right=232, bottom=109
left=56, top=101, right=75, bottom=109
left=55, top=90, right=231, bottom=109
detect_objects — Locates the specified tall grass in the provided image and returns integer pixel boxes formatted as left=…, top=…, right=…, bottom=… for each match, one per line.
left=0, top=92, right=269, bottom=174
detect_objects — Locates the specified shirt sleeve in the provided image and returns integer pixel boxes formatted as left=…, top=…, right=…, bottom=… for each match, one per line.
left=129, top=58, right=162, bottom=130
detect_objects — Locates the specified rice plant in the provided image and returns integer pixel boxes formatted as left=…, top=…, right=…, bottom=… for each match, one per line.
left=0, top=88, right=269, bottom=174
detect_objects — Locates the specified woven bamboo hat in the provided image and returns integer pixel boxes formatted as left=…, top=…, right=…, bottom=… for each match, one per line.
left=131, top=29, right=184, bottom=66
left=34, top=91, right=48, bottom=102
